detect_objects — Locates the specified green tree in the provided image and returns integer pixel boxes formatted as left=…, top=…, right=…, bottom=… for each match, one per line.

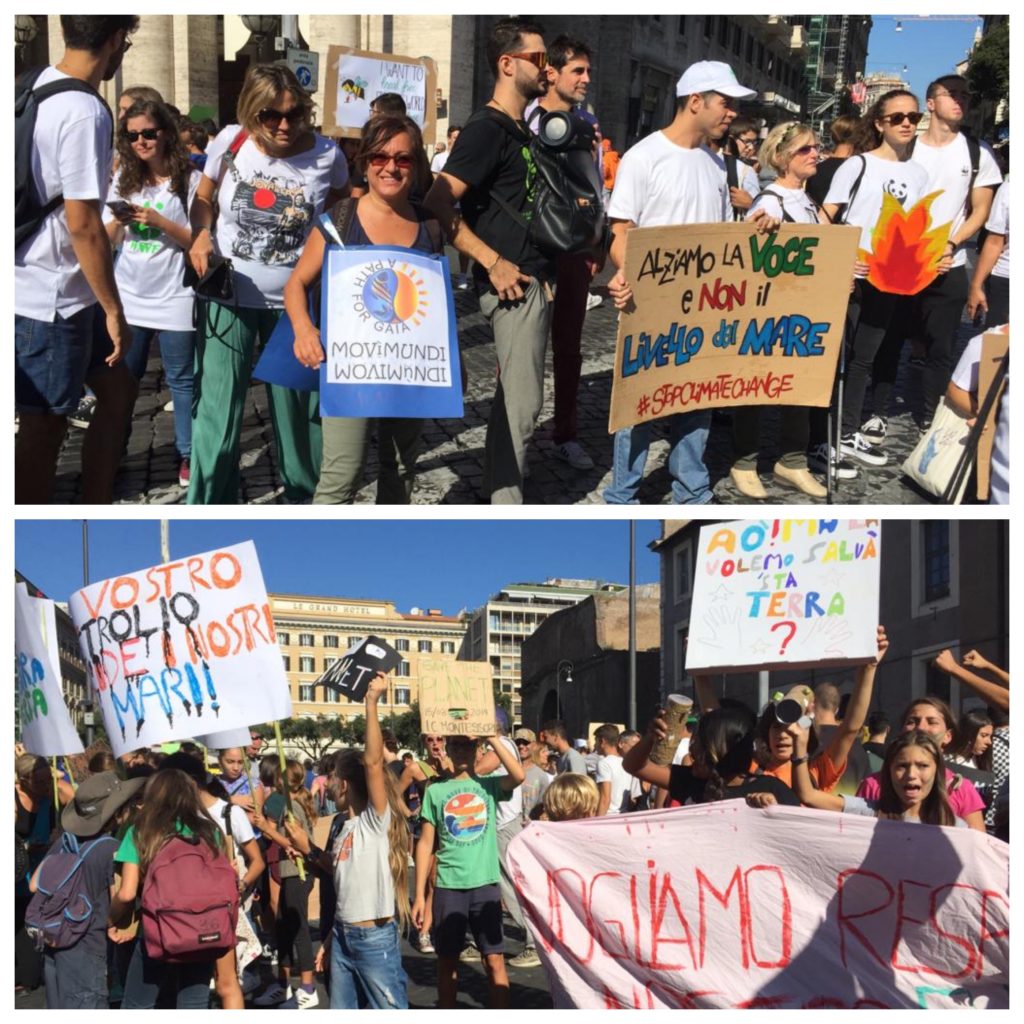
left=967, top=22, right=1009, bottom=111
left=261, top=716, right=348, bottom=763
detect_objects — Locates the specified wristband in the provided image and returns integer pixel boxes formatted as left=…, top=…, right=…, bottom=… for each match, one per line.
left=487, top=254, right=502, bottom=274
left=790, top=754, right=810, bottom=766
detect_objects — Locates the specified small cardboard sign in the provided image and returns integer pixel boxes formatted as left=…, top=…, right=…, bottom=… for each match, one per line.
left=323, top=45, right=437, bottom=144
left=316, top=635, right=401, bottom=702
left=608, top=221, right=859, bottom=432
left=976, top=330, right=1009, bottom=500
left=419, top=659, right=496, bottom=736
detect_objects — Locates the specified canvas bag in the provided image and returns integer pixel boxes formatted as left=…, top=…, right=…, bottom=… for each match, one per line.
left=221, top=803, right=261, bottom=977
left=141, top=833, right=239, bottom=962
left=901, top=397, right=972, bottom=502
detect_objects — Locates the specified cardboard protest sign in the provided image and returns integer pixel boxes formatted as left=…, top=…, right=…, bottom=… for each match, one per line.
left=68, top=541, right=292, bottom=758
left=976, top=329, right=1009, bottom=501
left=419, top=659, right=497, bottom=736
left=686, top=520, right=881, bottom=674
left=316, top=635, right=401, bottom=702
left=507, top=801, right=1009, bottom=1009
left=319, top=245, right=463, bottom=419
left=323, top=46, right=437, bottom=143
left=15, top=587, right=84, bottom=757
left=608, top=222, right=859, bottom=432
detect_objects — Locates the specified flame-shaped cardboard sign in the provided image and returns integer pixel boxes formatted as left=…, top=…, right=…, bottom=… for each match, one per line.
left=862, top=191, right=952, bottom=296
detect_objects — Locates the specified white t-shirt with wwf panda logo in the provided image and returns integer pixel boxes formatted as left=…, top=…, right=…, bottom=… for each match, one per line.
left=203, top=125, right=349, bottom=308
left=824, top=152, right=930, bottom=256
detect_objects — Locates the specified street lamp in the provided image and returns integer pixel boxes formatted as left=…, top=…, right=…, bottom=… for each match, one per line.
left=241, top=14, right=280, bottom=63
left=15, top=15, right=38, bottom=62
left=556, top=659, right=573, bottom=719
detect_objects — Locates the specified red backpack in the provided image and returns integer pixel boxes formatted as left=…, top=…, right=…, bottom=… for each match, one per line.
left=141, top=834, right=239, bottom=962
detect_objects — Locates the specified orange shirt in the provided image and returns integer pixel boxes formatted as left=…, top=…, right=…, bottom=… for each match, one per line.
left=752, top=751, right=845, bottom=796
left=603, top=150, right=620, bottom=192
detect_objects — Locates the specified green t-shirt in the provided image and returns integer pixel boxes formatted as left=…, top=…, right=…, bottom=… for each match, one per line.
left=421, top=775, right=510, bottom=890
left=114, top=822, right=198, bottom=865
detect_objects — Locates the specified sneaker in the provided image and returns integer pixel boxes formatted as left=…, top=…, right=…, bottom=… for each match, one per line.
left=456, top=274, right=471, bottom=291
left=416, top=932, right=434, bottom=954
left=508, top=947, right=541, bottom=968
left=807, top=443, right=858, bottom=481
left=840, top=432, right=888, bottom=467
left=163, top=399, right=175, bottom=412
left=295, top=987, right=319, bottom=1010
left=260, top=943, right=278, bottom=966
left=67, top=393, right=97, bottom=430
left=585, top=291, right=603, bottom=311
left=459, top=944, right=482, bottom=962
left=178, top=458, right=191, bottom=488
left=860, top=415, right=888, bottom=445
left=253, top=982, right=291, bottom=1006
left=553, top=439, right=594, bottom=470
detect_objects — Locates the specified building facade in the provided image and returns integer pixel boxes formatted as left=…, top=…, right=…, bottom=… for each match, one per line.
left=654, top=519, right=1009, bottom=726
left=461, top=579, right=626, bottom=722
left=791, top=15, right=872, bottom=130
left=270, top=593, right=466, bottom=722
left=862, top=71, right=911, bottom=112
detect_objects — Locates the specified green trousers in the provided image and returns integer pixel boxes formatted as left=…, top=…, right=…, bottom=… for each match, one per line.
left=314, top=416, right=423, bottom=504
left=188, top=303, right=321, bottom=504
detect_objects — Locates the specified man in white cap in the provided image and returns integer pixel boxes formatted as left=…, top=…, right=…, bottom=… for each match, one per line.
left=603, top=61, right=777, bottom=505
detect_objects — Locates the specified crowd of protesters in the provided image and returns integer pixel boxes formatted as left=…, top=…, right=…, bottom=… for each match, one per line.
left=16, top=635, right=1008, bottom=1009
left=15, top=15, right=1009, bottom=505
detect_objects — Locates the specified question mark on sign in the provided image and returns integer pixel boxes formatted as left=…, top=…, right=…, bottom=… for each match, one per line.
left=771, top=621, right=797, bottom=656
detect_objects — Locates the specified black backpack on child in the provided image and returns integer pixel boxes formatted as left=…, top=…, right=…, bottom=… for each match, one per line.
left=15, top=67, right=111, bottom=250
left=473, top=105, right=606, bottom=257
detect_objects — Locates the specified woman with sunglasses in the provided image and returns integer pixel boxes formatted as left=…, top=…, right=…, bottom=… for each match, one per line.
left=729, top=121, right=833, bottom=499
left=284, top=115, right=443, bottom=504
left=105, top=100, right=199, bottom=489
left=188, top=64, right=350, bottom=504
left=822, top=90, right=931, bottom=472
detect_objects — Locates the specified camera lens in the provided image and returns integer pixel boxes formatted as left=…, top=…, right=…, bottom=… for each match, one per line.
left=772, top=699, right=803, bottom=725
left=539, top=111, right=573, bottom=147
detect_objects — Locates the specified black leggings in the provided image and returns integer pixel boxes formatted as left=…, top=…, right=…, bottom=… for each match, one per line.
left=916, top=265, right=969, bottom=423
left=841, top=280, right=902, bottom=435
left=984, top=275, right=1009, bottom=330
left=276, top=874, right=314, bottom=973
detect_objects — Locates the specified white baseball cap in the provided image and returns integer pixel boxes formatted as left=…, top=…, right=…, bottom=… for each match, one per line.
left=676, top=61, right=757, bottom=100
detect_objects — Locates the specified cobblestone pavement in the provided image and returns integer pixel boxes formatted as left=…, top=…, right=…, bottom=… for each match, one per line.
left=52, top=250, right=981, bottom=506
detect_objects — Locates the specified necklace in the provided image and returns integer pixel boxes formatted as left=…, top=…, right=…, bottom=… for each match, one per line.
left=489, top=98, right=522, bottom=124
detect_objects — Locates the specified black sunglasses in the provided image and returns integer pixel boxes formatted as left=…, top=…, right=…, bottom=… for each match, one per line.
left=367, top=152, right=415, bottom=169
left=881, top=111, right=924, bottom=126
left=125, top=128, right=160, bottom=142
left=258, top=107, right=302, bottom=129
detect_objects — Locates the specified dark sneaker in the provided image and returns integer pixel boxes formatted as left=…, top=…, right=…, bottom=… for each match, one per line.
left=860, top=415, right=888, bottom=445
left=808, top=443, right=858, bottom=481
left=67, top=393, right=97, bottom=429
left=840, top=432, right=888, bottom=467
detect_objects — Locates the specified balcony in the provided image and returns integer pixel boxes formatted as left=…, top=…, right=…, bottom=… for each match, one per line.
left=764, top=15, right=792, bottom=41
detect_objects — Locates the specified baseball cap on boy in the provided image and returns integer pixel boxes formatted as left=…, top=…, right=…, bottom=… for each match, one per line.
left=676, top=61, right=757, bottom=100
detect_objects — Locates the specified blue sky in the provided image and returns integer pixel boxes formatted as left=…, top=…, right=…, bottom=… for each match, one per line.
left=864, top=15, right=983, bottom=100
left=15, top=520, right=663, bottom=615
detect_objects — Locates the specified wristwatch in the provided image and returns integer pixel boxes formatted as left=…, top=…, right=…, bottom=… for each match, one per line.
left=790, top=754, right=810, bottom=766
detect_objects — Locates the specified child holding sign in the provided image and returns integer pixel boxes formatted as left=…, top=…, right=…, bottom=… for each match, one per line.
left=412, top=731, right=525, bottom=1008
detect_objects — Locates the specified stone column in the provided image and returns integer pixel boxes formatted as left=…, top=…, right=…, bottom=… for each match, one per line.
left=173, top=15, right=220, bottom=122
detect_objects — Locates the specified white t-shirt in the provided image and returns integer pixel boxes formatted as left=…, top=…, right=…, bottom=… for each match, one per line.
left=985, top=181, right=1010, bottom=279
left=103, top=169, right=200, bottom=331
left=748, top=185, right=820, bottom=225
left=490, top=735, right=524, bottom=828
left=332, top=803, right=396, bottom=924
left=14, top=66, right=113, bottom=321
left=207, top=797, right=257, bottom=845
left=595, top=754, right=632, bottom=814
left=909, top=134, right=1003, bottom=268
left=204, top=126, right=349, bottom=307
left=824, top=153, right=930, bottom=254
left=608, top=131, right=729, bottom=227
left=951, top=328, right=1009, bottom=505
left=430, top=150, right=449, bottom=174
left=671, top=736, right=692, bottom=766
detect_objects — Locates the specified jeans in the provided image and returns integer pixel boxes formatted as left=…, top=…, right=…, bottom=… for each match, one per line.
left=604, top=411, right=713, bottom=504
left=123, top=325, right=195, bottom=459
left=329, top=920, right=408, bottom=1009
left=43, top=944, right=108, bottom=1009
left=120, top=931, right=212, bottom=1009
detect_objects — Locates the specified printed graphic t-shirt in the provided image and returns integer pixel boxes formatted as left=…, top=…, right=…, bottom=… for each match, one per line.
left=204, top=126, right=349, bottom=308
left=441, top=107, right=555, bottom=284
left=332, top=803, right=395, bottom=923
left=103, top=169, right=200, bottom=331
left=421, top=775, right=510, bottom=889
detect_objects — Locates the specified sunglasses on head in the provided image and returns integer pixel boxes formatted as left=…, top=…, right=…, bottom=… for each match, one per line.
left=507, top=50, right=548, bottom=70
left=881, top=111, right=924, bottom=126
left=257, top=108, right=301, bottom=129
left=125, top=128, right=160, bottom=142
left=368, top=152, right=415, bottom=169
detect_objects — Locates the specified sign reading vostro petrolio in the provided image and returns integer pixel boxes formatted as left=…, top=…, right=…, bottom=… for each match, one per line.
left=608, top=222, right=859, bottom=432
left=319, top=245, right=463, bottom=419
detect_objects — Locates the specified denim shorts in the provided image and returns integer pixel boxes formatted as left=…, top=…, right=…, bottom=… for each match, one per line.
left=330, top=919, right=408, bottom=1010
left=431, top=883, right=503, bottom=958
left=15, top=305, right=113, bottom=415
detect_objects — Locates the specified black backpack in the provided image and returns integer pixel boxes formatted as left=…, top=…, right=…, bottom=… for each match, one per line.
left=15, top=66, right=110, bottom=250
left=474, top=105, right=606, bottom=257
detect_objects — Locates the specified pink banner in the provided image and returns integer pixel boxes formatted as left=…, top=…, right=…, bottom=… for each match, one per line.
left=507, top=803, right=1009, bottom=1009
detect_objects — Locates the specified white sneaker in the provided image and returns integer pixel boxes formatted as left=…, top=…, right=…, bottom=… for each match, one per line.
left=807, top=443, right=858, bottom=481
left=163, top=399, right=175, bottom=412
left=554, top=440, right=594, bottom=470
left=253, top=982, right=291, bottom=1006
left=840, top=432, right=888, bottom=467
left=508, top=947, right=541, bottom=968
left=295, top=987, right=319, bottom=1010
left=416, top=932, right=435, bottom=953
left=585, top=292, right=603, bottom=311
left=860, top=415, right=888, bottom=445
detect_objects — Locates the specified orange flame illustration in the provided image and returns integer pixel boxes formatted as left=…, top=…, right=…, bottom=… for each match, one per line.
left=862, top=191, right=952, bottom=296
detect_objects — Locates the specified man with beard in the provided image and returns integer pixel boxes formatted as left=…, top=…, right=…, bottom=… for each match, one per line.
left=426, top=17, right=553, bottom=504
left=15, top=15, right=140, bottom=503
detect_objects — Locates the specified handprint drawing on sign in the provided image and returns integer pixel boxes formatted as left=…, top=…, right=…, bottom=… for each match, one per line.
left=799, top=615, right=854, bottom=659
left=699, top=602, right=744, bottom=651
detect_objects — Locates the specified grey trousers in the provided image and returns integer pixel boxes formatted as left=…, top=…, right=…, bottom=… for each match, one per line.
left=313, top=416, right=423, bottom=504
left=496, top=816, right=529, bottom=941
left=478, top=278, right=553, bottom=504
